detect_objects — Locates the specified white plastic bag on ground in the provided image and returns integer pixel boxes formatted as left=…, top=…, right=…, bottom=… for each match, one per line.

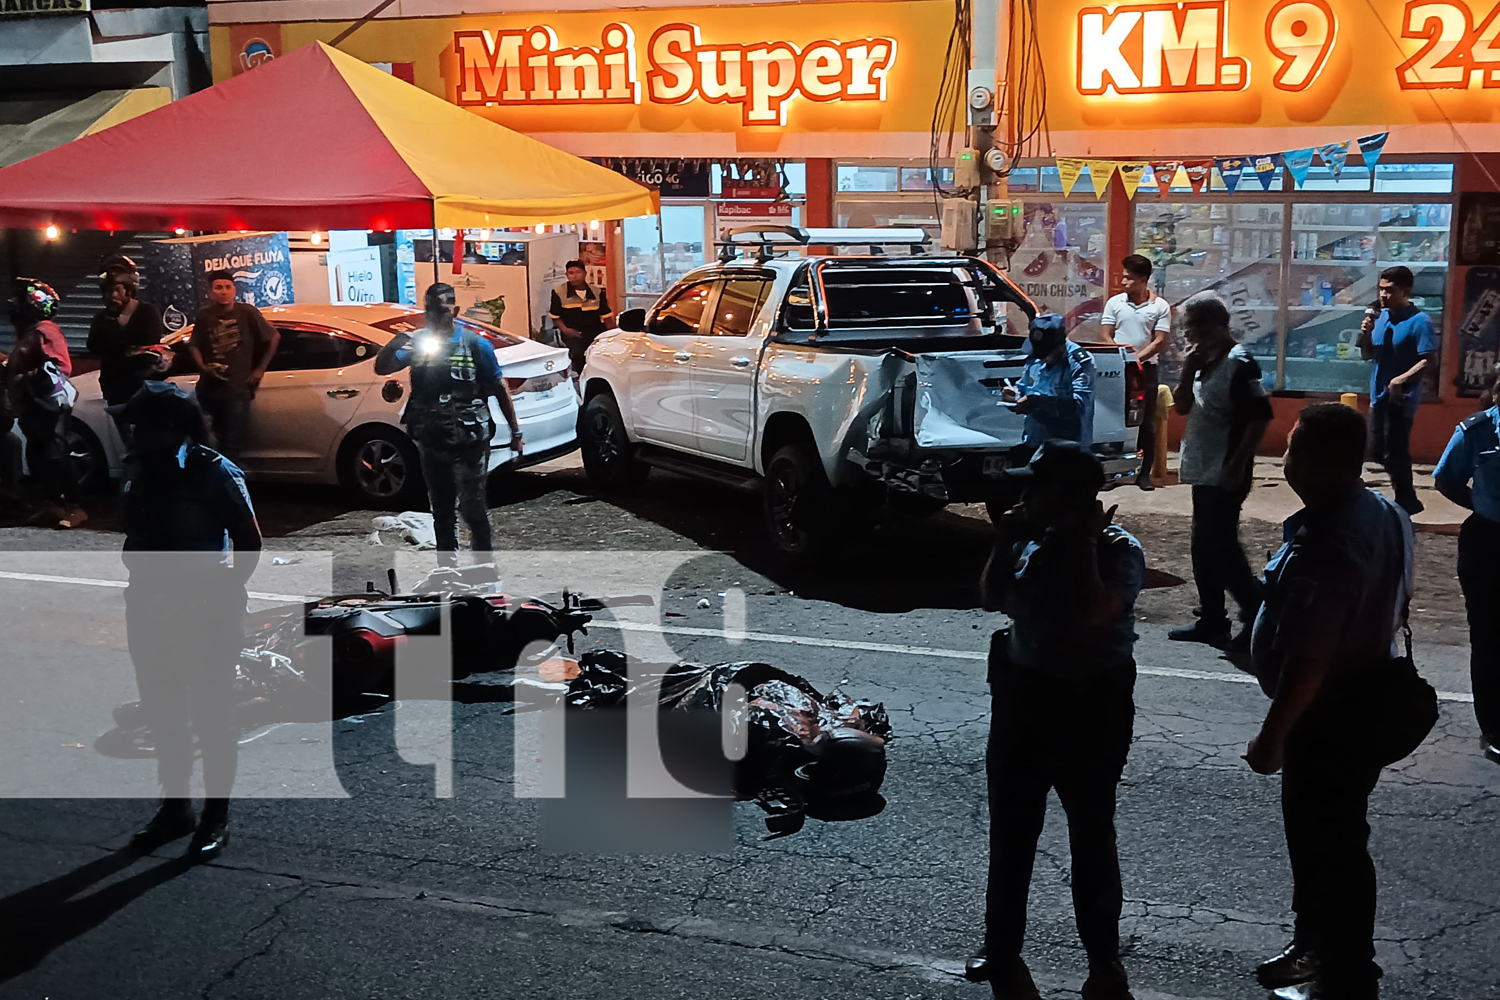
left=368, top=511, right=437, bottom=550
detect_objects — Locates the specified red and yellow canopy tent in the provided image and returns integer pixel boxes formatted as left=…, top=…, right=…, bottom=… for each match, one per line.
left=0, top=41, right=657, bottom=233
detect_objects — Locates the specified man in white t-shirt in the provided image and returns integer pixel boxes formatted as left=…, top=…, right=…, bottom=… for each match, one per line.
left=1101, top=254, right=1172, bottom=490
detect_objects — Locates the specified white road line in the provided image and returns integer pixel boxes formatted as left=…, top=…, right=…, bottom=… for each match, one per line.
left=0, top=569, right=1474, bottom=703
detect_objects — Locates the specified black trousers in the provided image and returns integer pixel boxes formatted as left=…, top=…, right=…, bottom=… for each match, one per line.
left=985, top=661, right=1136, bottom=963
left=1458, top=514, right=1500, bottom=739
left=1138, top=363, right=1160, bottom=476
left=125, top=588, right=243, bottom=800
left=1190, top=484, right=1262, bottom=624
left=1283, top=699, right=1386, bottom=992
left=1370, top=398, right=1418, bottom=511
left=18, top=408, right=72, bottom=502
left=419, top=443, right=492, bottom=566
left=196, top=380, right=250, bottom=463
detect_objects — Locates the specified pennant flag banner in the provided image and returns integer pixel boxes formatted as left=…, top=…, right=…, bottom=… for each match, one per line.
left=1087, top=160, right=1118, bottom=198
left=1049, top=132, right=1392, bottom=199
left=1057, top=158, right=1085, bottom=197
left=1317, top=140, right=1351, bottom=179
left=1283, top=147, right=1316, bottom=187
left=1216, top=156, right=1247, bottom=194
left=1117, top=162, right=1147, bottom=199
left=1184, top=160, right=1213, bottom=195
left=1251, top=154, right=1281, bottom=191
left=1358, top=132, right=1390, bottom=171
left=1151, top=161, right=1180, bottom=197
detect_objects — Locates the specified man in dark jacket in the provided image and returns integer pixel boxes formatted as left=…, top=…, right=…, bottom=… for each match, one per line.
left=188, top=270, right=279, bottom=462
left=113, top=381, right=262, bottom=861
left=375, top=283, right=522, bottom=567
left=88, top=256, right=166, bottom=441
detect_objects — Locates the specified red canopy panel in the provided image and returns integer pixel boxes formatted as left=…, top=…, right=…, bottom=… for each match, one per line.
left=0, top=43, right=432, bottom=231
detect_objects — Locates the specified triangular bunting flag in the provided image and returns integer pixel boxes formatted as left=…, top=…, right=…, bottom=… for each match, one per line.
left=1357, top=132, right=1390, bottom=171
left=1117, top=162, right=1147, bottom=199
left=1151, top=161, right=1180, bottom=197
left=1251, top=154, right=1281, bottom=191
left=1184, top=160, right=1213, bottom=195
left=1283, top=147, right=1315, bottom=187
left=1057, top=158, right=1085, bottom=197
left=1217, top=156, right=1247, bottom=194
left=1317, top=141, right=1351, bottom=178
left=1087, top=160, right=1118, bottom=198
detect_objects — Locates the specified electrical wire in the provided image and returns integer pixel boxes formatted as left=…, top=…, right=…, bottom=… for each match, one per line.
left=929, top=0, right=971, bottom=214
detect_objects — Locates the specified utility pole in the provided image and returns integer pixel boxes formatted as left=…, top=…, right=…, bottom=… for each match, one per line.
left=969, top=0, right=1015, bottom=265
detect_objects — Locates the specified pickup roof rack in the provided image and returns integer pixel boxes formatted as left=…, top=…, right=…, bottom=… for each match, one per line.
left=716, top=225, right=930, bottom=261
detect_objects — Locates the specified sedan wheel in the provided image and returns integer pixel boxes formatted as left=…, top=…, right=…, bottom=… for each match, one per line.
left=340, top=427, right=423, bottom=509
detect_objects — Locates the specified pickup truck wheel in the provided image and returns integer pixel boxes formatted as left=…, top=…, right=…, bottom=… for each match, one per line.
left=763, top=444, right=831, bottom=561
left=580, top=393, right=647, bottom=491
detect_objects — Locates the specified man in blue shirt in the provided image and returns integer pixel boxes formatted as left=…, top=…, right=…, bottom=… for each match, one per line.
left=968, top=440, right=1144, bottom=1000
left=112, top=381, right=263, bottom=862
left=1358, top=266, right=1438, bottom=515
left=1433, top=392, right=1500, bottom=764
left=376, top=283, right=523, bottom=568
left=1001, top=313, right=1096, bottom=448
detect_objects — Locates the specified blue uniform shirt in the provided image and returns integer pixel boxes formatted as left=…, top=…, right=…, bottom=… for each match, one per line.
left=1370, top=305, right=1438, bottom=417
left=1434, top=405, right=1500, bottom=523
left=992, top=525, right=1146, bottom=677
left=1017, top=344, right=1095, bottom=447
left=384, top=324, right=503, bottom=382
left=1251, top=487, right=1414, bottom=695
left=122, top=444, right=258, bottom=558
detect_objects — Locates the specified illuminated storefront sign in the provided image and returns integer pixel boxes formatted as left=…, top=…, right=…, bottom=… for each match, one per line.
left=1043, top=0, right=1500, bottom=145
left=453, top=22, right=895, bottom=126
left=208, top=2, right=946, bottom=154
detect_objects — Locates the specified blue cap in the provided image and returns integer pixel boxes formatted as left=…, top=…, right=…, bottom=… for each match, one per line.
left=106, top=380, right=201, bottom=428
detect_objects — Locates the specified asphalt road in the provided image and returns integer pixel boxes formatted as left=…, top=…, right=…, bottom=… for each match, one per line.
left=0, top=459, right=1496, bottom=1000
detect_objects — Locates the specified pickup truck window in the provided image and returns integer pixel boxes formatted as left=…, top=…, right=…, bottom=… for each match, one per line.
left=779, top=265, right=981, bottom=343
left=649, top=282, right=714, bottom=336
left=709, top=278, right=772, bottom=337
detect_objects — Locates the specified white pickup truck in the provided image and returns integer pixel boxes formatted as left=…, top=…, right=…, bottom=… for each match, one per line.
left=578, top=228, right=1145, bottom=560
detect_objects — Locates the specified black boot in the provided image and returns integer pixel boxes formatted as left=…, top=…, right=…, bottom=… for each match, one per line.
left=1081, top=958, right=1135, bottom=1000
left=1258, top=941, right=1320, bottom=989
left=131, top=798, right=196, bottom=847
left=186, top=799, right=229, bottom=862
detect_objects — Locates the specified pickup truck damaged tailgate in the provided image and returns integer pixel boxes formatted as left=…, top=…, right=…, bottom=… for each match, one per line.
left=912, top=352, right=1028, bottom=449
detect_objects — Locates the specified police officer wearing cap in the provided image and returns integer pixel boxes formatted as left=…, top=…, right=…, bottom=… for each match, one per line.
left=1433, top=378, right=1500, bottom=765
left=376, top=282, right=522, bottom=568
left=548, top=259, right=613, bottom=377
left=111, top=381, right=262, bottom=861
left=1000, top=313, right=1096, bottom=449
left=968, top=439, right=1145, bottom=1000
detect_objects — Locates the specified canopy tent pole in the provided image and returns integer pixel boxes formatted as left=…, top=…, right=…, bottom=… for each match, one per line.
left=431, top=199, right=440, bottom=288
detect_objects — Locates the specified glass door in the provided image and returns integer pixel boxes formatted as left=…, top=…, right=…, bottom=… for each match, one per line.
left=622, top=203, right=711, bottom=313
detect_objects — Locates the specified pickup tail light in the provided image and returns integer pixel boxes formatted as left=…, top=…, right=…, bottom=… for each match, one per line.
left=1124, top=359, right=1146, bottom=428
left=505, top=367, right=570, bottom=394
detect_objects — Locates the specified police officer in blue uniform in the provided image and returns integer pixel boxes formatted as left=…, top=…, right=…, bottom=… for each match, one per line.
left=376, top=283, right=523, bottom=568
left=1433, top=386, right=1500, bottom=764
left=113, top=381, right=262, bottom=861
left=1247, top=403, right=1427, bottom=1000
left=968, top=440, right=1144, bottom=1000
left=1001, top=313, right=1096, bottom=448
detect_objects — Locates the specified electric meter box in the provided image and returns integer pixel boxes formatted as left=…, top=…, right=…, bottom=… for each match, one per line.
left=986, top=200, right=1023, bottom=242
left=941, top=198, right=978, bottom=253
left=954, top=148, right=981, bottom=190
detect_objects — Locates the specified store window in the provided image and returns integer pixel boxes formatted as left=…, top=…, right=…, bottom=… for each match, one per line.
left=834, top=161, right=956, bottom=243
left=1132, top=160, right=1454, bottom=396
left=1008, top=202, right=1110, bottom=341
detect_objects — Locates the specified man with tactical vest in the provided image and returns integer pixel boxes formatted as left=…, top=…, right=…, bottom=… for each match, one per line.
left=548, top=259, right=613, bottom=377
left=375, top=283, right=523, bottom=567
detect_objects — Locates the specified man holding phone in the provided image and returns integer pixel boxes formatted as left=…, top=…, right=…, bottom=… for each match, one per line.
left=1358, top=266, right=1437, bottom=515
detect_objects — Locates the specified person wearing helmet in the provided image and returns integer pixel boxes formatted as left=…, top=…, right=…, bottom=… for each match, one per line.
left=2, top=277, right=84, bottom=526
left=1000, top=313, right=1097, bottom=449
left=88, top=256, right=167, bottom=441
